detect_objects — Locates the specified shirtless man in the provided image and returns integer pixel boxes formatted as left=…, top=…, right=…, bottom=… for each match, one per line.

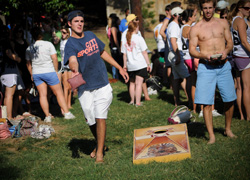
left=189, top=0, right=237, bottom=144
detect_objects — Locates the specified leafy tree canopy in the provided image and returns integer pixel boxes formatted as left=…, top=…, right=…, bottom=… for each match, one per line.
left=0, top=0, right=74, bottom=16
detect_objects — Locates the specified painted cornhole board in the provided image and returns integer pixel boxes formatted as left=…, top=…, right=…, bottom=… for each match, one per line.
left=133, top=124, right=191, bottom=164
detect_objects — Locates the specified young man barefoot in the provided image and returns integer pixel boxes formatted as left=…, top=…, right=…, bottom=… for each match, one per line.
left=64, top=10, right=129, bottom=163
left=189, top=0, right=237, bottom=144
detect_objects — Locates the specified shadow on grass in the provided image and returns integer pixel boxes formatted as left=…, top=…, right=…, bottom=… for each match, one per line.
left=0, top=155, right=21, bottom=180
left=187, top=122, right=225, bottom=139
left=117, top=91, right=131, bottom=103
left=67, top=138, right=123, bottom=159
left=157, top=90, right=175, bottom=106
left=67, top=138, right=96, bottom=158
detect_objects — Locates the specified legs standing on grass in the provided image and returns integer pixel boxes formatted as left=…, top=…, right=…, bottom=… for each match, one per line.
left=62, top=71, right=72, bottom=109
left=129, top=80, right=135, bottom=104
left=241, top=68, right=250, bottom=121
left=142, top=82, right=151, bottom=101
left=4, top=85, right=16, bottom=119
left=224, top=101, right=236, bottom=138
left=135, top=75, right=144, bottom=105
left=235, top=71, right=244, bottom=120
left=203, top=105, right=215, bottom=144
left=49, top=83, right=70, bottom=114
left=36, top=82, right=50, bottom=117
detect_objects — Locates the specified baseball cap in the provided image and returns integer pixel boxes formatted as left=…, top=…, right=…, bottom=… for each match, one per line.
left=126, top=14, right=137, bottom=26
left=216, top=0, right=229, bottom=10
left=68, top=10, right=84, bottom=21
left=171, top=7, right=184, bottom=16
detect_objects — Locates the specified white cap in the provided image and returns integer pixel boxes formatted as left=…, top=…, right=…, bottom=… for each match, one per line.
left=216, top=0, right=229, bottom=9
left=171, top=7, right=184, bottom=16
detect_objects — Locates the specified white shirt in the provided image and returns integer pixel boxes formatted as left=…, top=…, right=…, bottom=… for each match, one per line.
left=167, top=21, right=183, bottom=53
left=154, top=23, right=165, bottom=52
left=26, top=40, right=57, bottom=74
left=121, top=33, right=148, bottom=71
left=121, top=29, right=142, bottom=43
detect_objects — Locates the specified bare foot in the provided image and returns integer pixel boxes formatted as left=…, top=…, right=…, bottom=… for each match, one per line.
left=145, top=98, right=151, bottom=101
left=90, top=146, right=108, bottom=158
left=224, top=130, right=237, bottom=138
left=90, top=148, right=96, bottom=158
left=207, top=135, right=216, bottom=144
left=95, top=154, right=104, bottom=164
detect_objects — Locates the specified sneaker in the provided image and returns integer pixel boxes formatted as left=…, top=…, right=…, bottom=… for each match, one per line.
left=64, top=112, right=75, bottom=119
left=199, top=110, right=203, bottom=118
left=212, top=109, right=222, bottom=117
left=44, top=116, right=52, bottom=123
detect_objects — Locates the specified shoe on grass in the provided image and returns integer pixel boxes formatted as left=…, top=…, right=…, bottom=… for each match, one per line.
left=44, top=116, right=52, bottom=123
left=64, top=112, right=75, bottom=119
left=212, top=109, right=222, bottom=117
left=199, top=110, right=203, bottom=118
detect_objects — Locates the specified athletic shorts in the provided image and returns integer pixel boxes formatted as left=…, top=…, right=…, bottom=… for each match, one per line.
left=128, top=67, right=148, bottom=81
left=0, top=73, right=25, bottom=90
left=33, top=72, right=60, bottom=86
left=168, top=51, right=190, bottom=79
left=195, top=61, right=236, bottom=105
left=184, top=59, right=195, bottom=73
left=233, top=56, right=250, bottom=71
left=78, top=84, right=113, bottom=126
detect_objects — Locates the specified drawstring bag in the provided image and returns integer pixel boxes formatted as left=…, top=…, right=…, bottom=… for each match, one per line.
left=168, top=105, right=194, bottom=124
left=0, top=119, right=11, bottom=139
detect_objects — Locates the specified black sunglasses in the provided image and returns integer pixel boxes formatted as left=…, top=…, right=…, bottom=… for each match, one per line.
left=241, top=7, right=250, bottom=10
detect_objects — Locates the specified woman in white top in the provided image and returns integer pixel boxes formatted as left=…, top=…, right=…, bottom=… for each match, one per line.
left=230, top=0, right=250, bottom=121
left=122, top=21, right=151, bottom=107
left=181, top=9, right=197, bottom=112
left=60, top=26, right=72, bottom=109
left=26, top=27, right=75, bottom=122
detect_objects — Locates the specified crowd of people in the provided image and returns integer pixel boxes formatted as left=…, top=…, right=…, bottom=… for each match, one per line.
left=0, top=14, right=75, bottom=122
left=0, top=0, right=249, bottom=162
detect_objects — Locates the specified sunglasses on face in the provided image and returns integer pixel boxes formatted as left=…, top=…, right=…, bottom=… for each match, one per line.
left=61, top=31, right=67, bottom=34
left=221, top=16, right=227, bottom=19
left=133, top=17, right=139, bottom=22
left=241, top=7, right=250, bottom=11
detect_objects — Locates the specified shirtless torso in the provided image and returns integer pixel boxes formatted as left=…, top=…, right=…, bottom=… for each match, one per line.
left=188, top=1, right=235, bottom=144
left=189, top=5, right=232, bottom=60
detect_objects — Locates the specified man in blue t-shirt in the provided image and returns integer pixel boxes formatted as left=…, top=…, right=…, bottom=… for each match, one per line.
left=119, top=8, right=129, bottom=33
left=64, top=10, right=129, bottom=163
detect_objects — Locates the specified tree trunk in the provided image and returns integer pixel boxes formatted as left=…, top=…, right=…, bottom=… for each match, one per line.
left=130, top=0, right=144, bottom=37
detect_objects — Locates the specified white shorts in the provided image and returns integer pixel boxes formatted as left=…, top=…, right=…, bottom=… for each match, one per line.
left=78, top=84, right=113, bottom=126
left=168, top=51, right=190, bottom=79
left=0, top=73, right=25, bottom=90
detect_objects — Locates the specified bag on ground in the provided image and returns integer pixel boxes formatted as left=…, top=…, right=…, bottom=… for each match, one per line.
left=168, top=105, right=192, bottom=124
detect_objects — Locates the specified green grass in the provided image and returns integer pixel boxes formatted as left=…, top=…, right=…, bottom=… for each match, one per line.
left=0, top=31, right=250, bottom=180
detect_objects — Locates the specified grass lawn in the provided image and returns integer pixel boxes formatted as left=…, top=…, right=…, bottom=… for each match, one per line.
left=0, top=30, right=250, bottom=180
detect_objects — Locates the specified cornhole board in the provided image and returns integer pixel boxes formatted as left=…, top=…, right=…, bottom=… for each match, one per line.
left=133, top=123, right=191, bottom=164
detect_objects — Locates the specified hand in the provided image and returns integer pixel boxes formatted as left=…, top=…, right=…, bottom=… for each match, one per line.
left=119, top=68, right=129, bottom=83
left=72, top=71, right=79, bottom=78
left=147, top=65, right=151, bottom=73
left=16, top=57, right=21, bottom=63
left=175, top=56, right=181, bottom=65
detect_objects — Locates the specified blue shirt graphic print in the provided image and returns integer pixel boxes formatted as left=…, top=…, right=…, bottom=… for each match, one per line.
left=64, top=31, right=109, bottom=91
